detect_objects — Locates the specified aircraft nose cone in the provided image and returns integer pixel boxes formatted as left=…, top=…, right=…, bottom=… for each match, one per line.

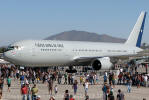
left=3, top=52, right=13, bottom=61
left=3, top=52, right=9, bottom=60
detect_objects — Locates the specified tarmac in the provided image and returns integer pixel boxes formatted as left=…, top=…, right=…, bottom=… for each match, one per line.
left=1, top=77, right=149, bottom=100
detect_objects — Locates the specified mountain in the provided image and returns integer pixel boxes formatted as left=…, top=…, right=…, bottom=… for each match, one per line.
left=45, top=30, right=126, bottom=43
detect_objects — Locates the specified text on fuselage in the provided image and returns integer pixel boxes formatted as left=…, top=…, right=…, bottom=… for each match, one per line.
left=35, top=43, right=64, bottom=48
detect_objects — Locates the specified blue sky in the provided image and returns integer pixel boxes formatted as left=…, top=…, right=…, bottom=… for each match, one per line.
left=0, top=0, right=149, bottom=46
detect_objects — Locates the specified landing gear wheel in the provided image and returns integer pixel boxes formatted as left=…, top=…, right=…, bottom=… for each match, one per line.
left=66, top=66, right=77, bottom=73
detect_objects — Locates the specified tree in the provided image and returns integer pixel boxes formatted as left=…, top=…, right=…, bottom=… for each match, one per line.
left=0, top=47, right=6, bottom=53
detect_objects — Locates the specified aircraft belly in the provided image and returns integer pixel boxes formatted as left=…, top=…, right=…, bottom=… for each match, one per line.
left=16, top=52, right=73, bottom=66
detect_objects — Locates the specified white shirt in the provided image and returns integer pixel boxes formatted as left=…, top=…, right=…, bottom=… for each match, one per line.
left=55, top=87, right=57, bottom=91
left=120, top=68, right=123, bottom=72
left=85, top=82, right=89, bottom=89
left=144, top=76, right=148, bottom=82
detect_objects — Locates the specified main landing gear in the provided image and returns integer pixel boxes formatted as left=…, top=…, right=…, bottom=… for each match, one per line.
left=66, top=66, right=77, bottom=73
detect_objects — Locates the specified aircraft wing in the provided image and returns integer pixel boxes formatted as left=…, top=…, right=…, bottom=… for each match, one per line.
left=73, top=55, right=123, bottom=63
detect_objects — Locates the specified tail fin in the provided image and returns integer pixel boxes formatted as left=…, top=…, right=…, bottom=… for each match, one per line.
left=125, top=11, right=147, bottom=47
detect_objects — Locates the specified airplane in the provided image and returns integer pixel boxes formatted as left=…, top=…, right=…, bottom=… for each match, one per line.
left=3, top=11, right=147, bottom=72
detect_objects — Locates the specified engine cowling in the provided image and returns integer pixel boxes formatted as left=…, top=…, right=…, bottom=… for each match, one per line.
left=92, top=57, right=113, bottom=70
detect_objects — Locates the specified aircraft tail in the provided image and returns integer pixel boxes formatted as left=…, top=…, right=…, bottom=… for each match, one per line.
left=125, top=11, right=147, bottom=47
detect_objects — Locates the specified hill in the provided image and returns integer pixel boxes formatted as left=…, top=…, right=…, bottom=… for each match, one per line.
left=45, top=30, right=126, bottom=43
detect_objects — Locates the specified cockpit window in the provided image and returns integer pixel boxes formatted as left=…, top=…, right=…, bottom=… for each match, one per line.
left=8, top=46, right=14, bottom=50
left=6, top=45, right=20, bottom=52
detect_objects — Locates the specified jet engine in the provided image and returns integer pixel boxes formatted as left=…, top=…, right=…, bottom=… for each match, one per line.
left=92, top=57, right=113, bottom=70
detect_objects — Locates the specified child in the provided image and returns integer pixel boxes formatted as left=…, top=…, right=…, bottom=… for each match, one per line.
left=54, top=85, right=58, bottom=94
left=36, top=77, right=40, bottom=84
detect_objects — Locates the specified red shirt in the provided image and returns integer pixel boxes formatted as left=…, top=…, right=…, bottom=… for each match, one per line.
left=70, top=98, right=75, bottom=100
left=21, top=86, right=28, bottom=94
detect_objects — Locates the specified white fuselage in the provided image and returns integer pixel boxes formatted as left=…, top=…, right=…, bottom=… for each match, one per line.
left=4, top=40, right=142, bottom=66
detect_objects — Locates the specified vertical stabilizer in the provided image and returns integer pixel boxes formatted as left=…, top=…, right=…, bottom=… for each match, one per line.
left=125, top=11, right=147, bottom=47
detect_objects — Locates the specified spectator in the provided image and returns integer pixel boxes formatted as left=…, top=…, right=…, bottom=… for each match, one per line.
left=96, top=74, right=99, bottom=85
left=49, top=96, right=55, bottom=100
left=0, top=77, right=3, bottom=100
left=144, top=75, right=148, bottom=87
left=102, top=83, right=107, bottom=100
left=118, top=72, right=123, bottom=85
left=21, top=84, right=28, bottom=100
left=48, top=79, right=53, bottom=95
left=20, top=74, right=25, bottom=86
left=31, top=84, right=38, bottom=100
left=84, top=80, right=89, bottom=96
left=127, top=77, right=132, bottom=93
left=104, top=72, right=108, bottom=83
left=36, top=95, right=41, bottom=100
left=0, top=77, right=4, bottom=90
left=64, top=90, right=69, bottom=100
left=16, top=69, right=20, bottom=80
left=58, top=72, right=62, bottom=84
left=85, top=95, right=89, bottom=100
left=64, top=73, right=67, bottom=84
left=116, top=89, right=125, bottom=100
left=80, top=76, right=83, bottom=84
left=72, top=80, right=78, bottom=95
left=54, top=85, right=58, bottom=94
left=108, top=91, right=115, bottom=100
left=69, top=94, right=75, bottom=100
left=7, top=76, right=11, bottom=92
left=27, top=83, right=31, bottom=100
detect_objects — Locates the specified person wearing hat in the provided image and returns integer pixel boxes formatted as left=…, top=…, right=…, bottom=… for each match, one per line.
left=36, top=95, right=41, bottom=100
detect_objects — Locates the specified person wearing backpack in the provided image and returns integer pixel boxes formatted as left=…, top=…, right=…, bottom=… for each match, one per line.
left=116, top=89, right=125, bottom=100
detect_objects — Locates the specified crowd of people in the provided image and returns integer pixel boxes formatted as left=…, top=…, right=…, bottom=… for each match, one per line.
left=0, top=63, right=149, bottom=100
left=101, top=64, right=149, bottom=100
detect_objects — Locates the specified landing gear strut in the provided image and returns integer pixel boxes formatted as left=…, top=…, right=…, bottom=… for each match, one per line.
left=66, top=66, right=77, bottom=73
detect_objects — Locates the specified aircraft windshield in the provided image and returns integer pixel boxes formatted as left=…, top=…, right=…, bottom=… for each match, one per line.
left=6, top=46, right=19, bottom=52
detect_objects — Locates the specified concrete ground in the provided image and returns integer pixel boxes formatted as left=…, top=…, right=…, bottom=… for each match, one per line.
left=1, top=77, right=149, bottom=100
